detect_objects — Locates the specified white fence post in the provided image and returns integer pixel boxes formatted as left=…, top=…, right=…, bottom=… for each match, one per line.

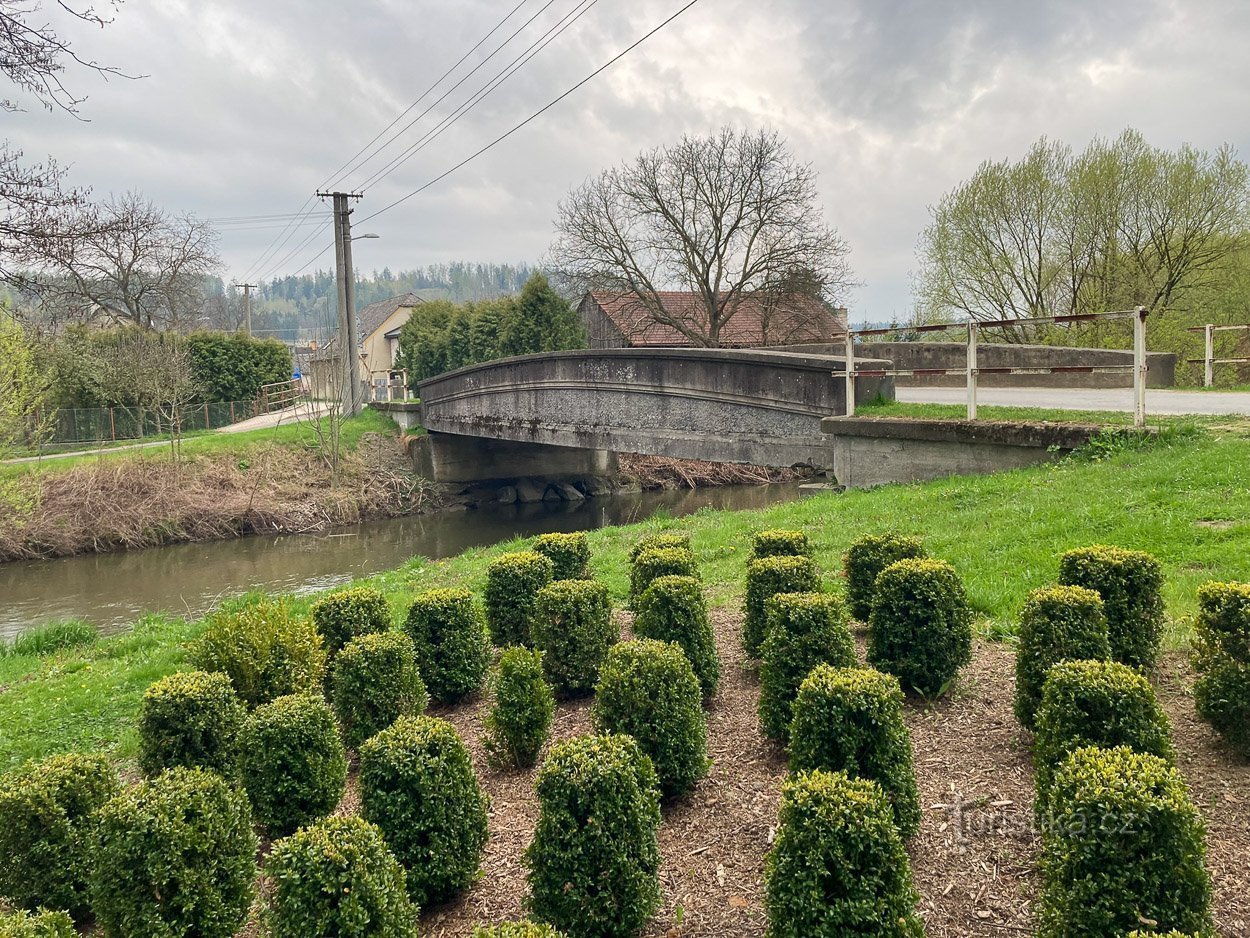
left=1134, top=306, right=1148, bottom=428
left=1204, top=323, right=1215, bottom=388
left=966, top=321, right=979, bottom=420
left=844, top=329, right=856, bottom=417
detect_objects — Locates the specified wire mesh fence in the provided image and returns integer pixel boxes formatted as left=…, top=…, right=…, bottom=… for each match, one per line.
left=37, top=401, right=258, bottom=447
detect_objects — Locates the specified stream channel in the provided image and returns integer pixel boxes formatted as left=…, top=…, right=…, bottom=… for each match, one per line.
left=1, top=482, right=806, bottom=640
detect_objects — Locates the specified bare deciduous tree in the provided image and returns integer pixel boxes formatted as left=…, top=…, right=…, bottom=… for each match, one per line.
left=550, top=127, right=853, bottom=348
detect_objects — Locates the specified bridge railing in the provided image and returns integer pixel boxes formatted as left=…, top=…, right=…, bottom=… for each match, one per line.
left=840, top=307, right=1150, bottom=427
left=1186, top=323, right=1250, bottom=387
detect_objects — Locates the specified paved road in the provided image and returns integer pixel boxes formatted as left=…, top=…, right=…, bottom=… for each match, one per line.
left=897, top=386, right=1250, bottom=416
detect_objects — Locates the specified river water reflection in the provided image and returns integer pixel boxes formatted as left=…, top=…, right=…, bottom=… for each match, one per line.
left=1, top=483, right=805, bottom=639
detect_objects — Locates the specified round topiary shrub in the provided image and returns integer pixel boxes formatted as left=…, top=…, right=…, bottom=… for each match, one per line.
left=472, top=923, right=568, bottom=937
left=1126, top=932, right=1204, bottom=938
left=1058, top=544, right=1165, bottom=669
left=1192, top=580, right=1250, bottom=758
left=331, top=631, right=429, bottom=748
left=843, top=533, right=926, bottom=623
left=533, top=532, right=591, bottom=580
left=751, top=529, right=810, bottom=559
left=404, top=587, right=491, bottom=703
left=0, top=909, right=76, bottom=937
left=484, top=646, right=555, bottom=769
left=758, top=592, right=856, bottom=743
left=485, top=551, right=556, bottom=646
left=190, top=595, right=326, bottom=707
left=90, top=767, right=258, bottom=938
left=1032, top=659, right=1175, bottom=816
left=0, top=753, right=120, bottom=921
left=628, top=531, right=691, bottom=564
left=867, top=558, right=972, bottom=696
left=264, top=816, right=418, bottom=938
left=138, top=669, right=246, bottom=777
left=1036, top=746, right=1213, bottom=938
left=310, top=586, right=391, bottom=659
left=629, top=547, right=699, bottom=609
left=592, top=639, right=708, bottom=798
left=239, top=694, right=348, bottom=837
left=1013, top=585, right=1110, bottom=730
left=531, top=579, right=617, bottom=697
left=742, top=554, right=820, bottom=658
left=633, top=574, right=719, bottom=696
left=788, top=665, right=921, bottom=838
left=359, top=715, right=489, bottom=908
left=525, top=734, right=661, bottom=938
left=764, top=769, right=923, bottom=937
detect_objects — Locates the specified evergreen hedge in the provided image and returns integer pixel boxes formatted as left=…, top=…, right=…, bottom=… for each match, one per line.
left=629, top=547, right=699, bottom=609
left=757, top=592, right=856, bottom=742
left=331, top=631, right=429, bottom=748
left=1036, top=746, right=1213, bottom=937
left=533, top=532, right=591, bottom=580
left=485, top=551, right=555, bottom=647
left=633, top=574, right=720, bottom=696
left=360, top=715, right=489, bottom=908
left=788, top=665, right=921, bottom=838
left=1192, top=580, right=1250, bottom=757
left=484, top=646, right=555, bottom=769
left=1013, top=585, right=1110, bottom=730
left=1058, top=544, right=1165, bottom=669
left=311, top=587, right=391, bottom=659
left=531, top=579, right=617, bottom=696
left=404, top=587, right=491, bottom=703
left=592, top=639, right=708, bottom=798
left=764, top=769, right=923, bottom=937
left=0, top=910, right=76, bottom=938
left=751, top=529, right=810, bottom=559
left=138, top=669, right=246, bottom=777
left=742, top=554, right=820, bottom=658
left=867, top=558, right=972, bottom=696
left=627, top=531, right=691, bottom=563
left=843, top=533, right=926, bottom=623
left=186, top=331, right=292, bottom=403
left=525, top=734, right=661, bottom=938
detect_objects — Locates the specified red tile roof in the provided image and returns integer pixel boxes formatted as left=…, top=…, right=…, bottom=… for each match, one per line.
left=586, top=291, right=846, bottom=347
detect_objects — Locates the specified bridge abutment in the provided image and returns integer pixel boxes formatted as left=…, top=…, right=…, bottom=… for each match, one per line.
left=411, top=431, right=618, bottom=484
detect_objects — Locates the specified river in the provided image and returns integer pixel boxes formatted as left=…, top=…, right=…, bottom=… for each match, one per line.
left=1, top=483, right=806, bottom=640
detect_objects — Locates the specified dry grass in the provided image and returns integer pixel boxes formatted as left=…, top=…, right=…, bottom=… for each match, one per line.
left=617, top=453, right=805, bottom=490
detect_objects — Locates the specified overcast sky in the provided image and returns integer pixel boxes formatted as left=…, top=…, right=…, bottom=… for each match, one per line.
left=7, top=0, right=1249, bottom=321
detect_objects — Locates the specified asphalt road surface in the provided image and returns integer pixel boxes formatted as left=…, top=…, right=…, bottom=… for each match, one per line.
left=897, top=386, right=1250, bottom=416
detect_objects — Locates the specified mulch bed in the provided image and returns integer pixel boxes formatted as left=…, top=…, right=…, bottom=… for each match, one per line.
left=394, top=611, right=1249, bottom=936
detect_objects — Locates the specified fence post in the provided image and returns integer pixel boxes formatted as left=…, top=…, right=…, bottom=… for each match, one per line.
left=109, top=407, right=116, bottom=442
left=1133, top=306, right=1148, bottom=428
left=966, top=322, right=979, bottom=421
left=1204, top=323, right=1215, bottom=388
left=844, top=329, right=856, bottom=417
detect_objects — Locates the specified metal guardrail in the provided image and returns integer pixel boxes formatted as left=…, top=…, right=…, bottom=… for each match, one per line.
left=1186, top=323, right=1250, bottom=387
left=841, top=307, right=1151, bottom=427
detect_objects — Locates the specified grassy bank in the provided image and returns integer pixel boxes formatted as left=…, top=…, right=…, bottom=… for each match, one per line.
left=2, top=420, right=1247, bottom=771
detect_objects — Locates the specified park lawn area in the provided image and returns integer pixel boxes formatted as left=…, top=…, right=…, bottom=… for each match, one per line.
left=857, top=396, right=1217, bottom=427
left=2, top=420, right=1249, bottom=771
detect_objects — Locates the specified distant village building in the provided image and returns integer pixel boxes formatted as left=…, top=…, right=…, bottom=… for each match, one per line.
left=308, top=292, right=423, bottom=400
left=578, top=291, right=848, bottom=349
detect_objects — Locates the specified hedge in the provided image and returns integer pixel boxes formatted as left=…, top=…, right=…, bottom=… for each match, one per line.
left=633, top=574, right=720, bottom=696
left=484, top=646, right=555, bottom=769
left=627, top=531, right=691, bottom=564
left=525, top=734, right=661, bottom=937
left=0, top=910, right=76, bottom=937
left=843, top=533, right=926, bottom=623
left=1192, top=580, right=1250, bottom=757
left=137, top=669, right=245, bottom=777
left=533, top=532, right=591, bottom=580
left=310, top=587, right=391, bottom=659
left=1058, top=544, right=1165, bottom=669
left=758, top=592, right=856, bottom=742
left=629, top=547, right=699, bottom=609
left=485, top=551, right=555, bottom=646
left=331, top=631, right=429, bottom=748
left=751, top=529, right=810, bottom=559
left=186, top=331, right=292, bottom=403
left=531, top=579, right=617, bottom=696
left=742, top=554, right=820, bottom=658
left=788, top=665, right=921, bottom=838
left=867, top=558, right=972, bottom=696
left=1013, top=585, right=1110, bottom=730
left=764, top=769, right=923, bottom=937
left=404, top=587, right=491, bottom=703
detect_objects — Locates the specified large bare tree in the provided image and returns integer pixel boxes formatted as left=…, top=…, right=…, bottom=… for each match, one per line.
left=550, top=127, right=853, bottom=347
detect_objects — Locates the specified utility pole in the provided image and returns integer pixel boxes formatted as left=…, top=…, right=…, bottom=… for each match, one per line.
left=232, top=282, right=257, bottom=335
left=316, top=191, right=364, bottom=417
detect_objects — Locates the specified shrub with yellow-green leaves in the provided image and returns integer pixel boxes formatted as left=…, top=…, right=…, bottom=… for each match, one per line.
left=404, top=587, right=491, bottom=703
left=633, top=574, right=719, bottom=696
left=531, top=579, right=617, bottom=696
left=310, top=586, right=391, bottom=659
left=629, top=547, right=699, bottom=609
left=1192, top=580, right=1250, bottom=758
left=0, top=910, right=76, bottom=938
left=138, top=669, right=246, bottom=776
left=843, top=533, right=925, bottom=623
left=331, top=631, right=429, bottom=748
left=742, top=554, right=820, bottom=658
left=485, top=551, right=556, bottom=646
left=1058, top=544, right=1164, bottom=670
left=1013, top=585, right=1110, bottom=730
left=533, top=532, right=591, bottom=580
left=484, top=646, right=555, bottom=769
left=751, top=529, right=810, bottom=559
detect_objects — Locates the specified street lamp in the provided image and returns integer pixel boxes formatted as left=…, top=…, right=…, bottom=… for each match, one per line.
left=352, top=233, right=380, bottom=241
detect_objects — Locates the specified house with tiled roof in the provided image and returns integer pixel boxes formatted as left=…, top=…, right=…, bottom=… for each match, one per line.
left=578, top=291, right=847, bottom=349
left=307, top=292, right=423, bottom=399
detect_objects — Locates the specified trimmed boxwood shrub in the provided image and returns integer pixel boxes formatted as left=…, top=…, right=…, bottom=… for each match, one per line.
left=0, top=753, right=120, bottom=921
left=758, top=592, right=856, bottom=742
left=751, top=529, right=810, bottom=559
left=867, top=558, right=972, bottom=696
left=310, top=586, right=391, bottom=658
left=264, top=816, right=418, bottom=938
left=525, top=734, right=661, bottom=938
left=629, top=547, right=699, bottom=609
left=764, top=769, right=923, bottom=937
left=1192, top=580, right=1250, bottom=757
left=0, top=910, right=76, bottom=937
left=1058, top=544, right=1165, bottom=669
left=360, top=715, right=489, bottom=907
left=90, top=767, right=258, bottom=938
left=633, top=574, right=719, bottom=696
left=1036, top=746, right=1213, bottom=938
left=484, top=646, right=555, bottom=769
left=138, top=670, right=246, bottom=776
left=533, top=532, right=591, bottom=580
left=404, top=587, right=491, bottom=703
left=473, top=923, right=567, bottom=937
left=843, top=533, right=926, bottom=623
left=332, top=631, right=429, bottom=748
left=531, top=579, right=617, bottom=696
left=239, top=694, right=348, bottom=837
left=627, top=531, right=690, bottom=563
left=1126, top=933, right=1204, bottom=938
left=190, top=595, right=326, bottom=707
left=1013, top=585, right=1110, bottom=730
left=1033, top=659, right=1175, bottom=816
left=742, top=554, right=820, bottom=658
left=592, top=639, right=708, bottom=798
left=486, top=551, right=555, bottom=646
left=788, top=665, right=921, bottom=838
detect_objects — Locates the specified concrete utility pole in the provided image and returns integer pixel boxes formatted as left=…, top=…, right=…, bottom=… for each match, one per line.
left=316, top=191, right=364, bottom=417
left=233, top=282, right=257, bottom=335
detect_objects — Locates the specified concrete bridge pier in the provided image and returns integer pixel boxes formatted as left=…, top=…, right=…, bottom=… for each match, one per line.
left=410, top=431, right=618, bottom=484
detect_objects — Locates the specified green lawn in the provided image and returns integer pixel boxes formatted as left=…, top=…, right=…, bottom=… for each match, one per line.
left=856, top=397, right=1210, bottom=428
left=2, top=421, right=1249, bottom=771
